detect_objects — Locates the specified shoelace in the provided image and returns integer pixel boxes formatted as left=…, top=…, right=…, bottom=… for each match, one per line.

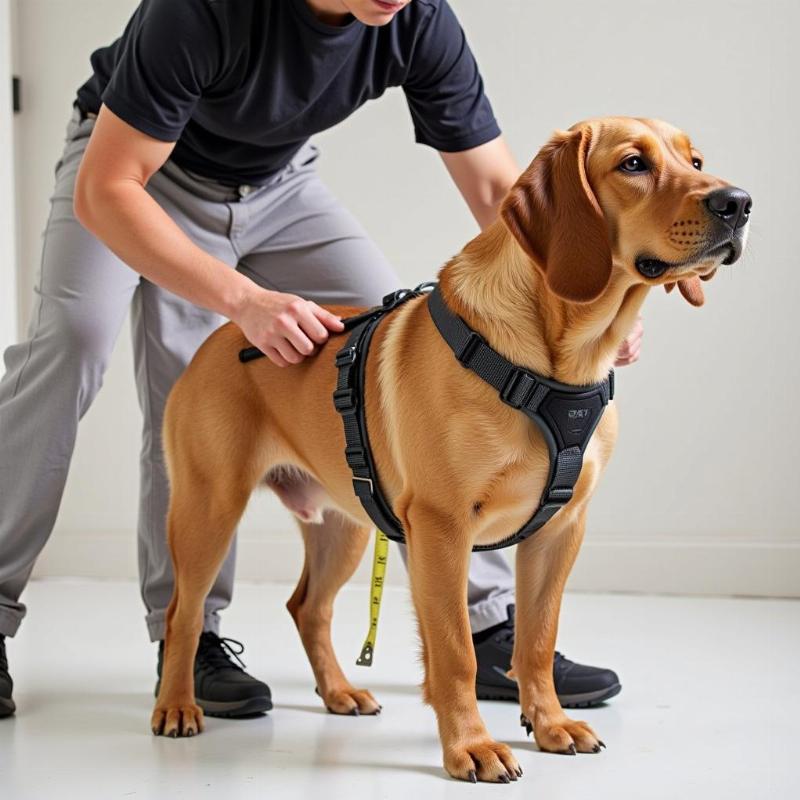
left=494, top=625, right=515, bottom=646
left=492, top=626, right=571, bottom=673
left=196, top=633, right=248, bottom=673
left=553, top=652, right=573, bottom=676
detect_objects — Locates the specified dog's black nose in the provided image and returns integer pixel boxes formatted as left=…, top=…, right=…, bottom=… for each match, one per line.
left=704, top=187, right=752, bottom=230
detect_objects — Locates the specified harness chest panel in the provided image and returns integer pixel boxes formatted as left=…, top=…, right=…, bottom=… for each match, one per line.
left=330, top=283, right=614, bottom=551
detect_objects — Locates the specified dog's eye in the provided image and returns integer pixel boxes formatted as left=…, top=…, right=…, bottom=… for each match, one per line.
left=692, top=157, right=703, bottom=171
left=619, top=155, right=649, bottom=173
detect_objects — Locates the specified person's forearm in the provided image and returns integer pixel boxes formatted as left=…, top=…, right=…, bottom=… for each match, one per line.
left=440, top=137, right=521, bottom=232
left=74, top=177, right=255, bottom=319
left=470, top=179, right=517, bottom=231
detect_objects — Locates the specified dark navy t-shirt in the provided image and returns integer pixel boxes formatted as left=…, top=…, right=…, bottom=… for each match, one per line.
left=75, top=0, right=501, bottom=185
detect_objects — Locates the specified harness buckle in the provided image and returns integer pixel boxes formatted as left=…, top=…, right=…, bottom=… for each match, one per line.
left=335, top=346, right=358, bottom=367
left=455, top=330, right=485, bottom=367
left=381, top=289, right=412, bottom=309
left=345, top=445, right=368, bottom=470
left=352, top=475, right=374, bottom=494
left=500, top=369, right=538, bottom=409
left=333, top=387, right=357, bottom=413
left=546, top=487, right=574, bottom=504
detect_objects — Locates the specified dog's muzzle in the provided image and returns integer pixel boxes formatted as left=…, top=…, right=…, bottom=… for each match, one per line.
left=636, top=186, right=752, bottom=278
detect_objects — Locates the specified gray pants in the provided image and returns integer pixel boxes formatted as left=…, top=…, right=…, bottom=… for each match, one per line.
left=0, top=108, right=514, bottom=642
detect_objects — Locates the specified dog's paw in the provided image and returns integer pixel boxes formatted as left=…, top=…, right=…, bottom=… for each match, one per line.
left=521, top=712, right=603, bottom=755
left=151, top=702, right=205, bottom=738
left=317, top=685, right=382, bottom=716
left=444, top=739, right=522, bottom=783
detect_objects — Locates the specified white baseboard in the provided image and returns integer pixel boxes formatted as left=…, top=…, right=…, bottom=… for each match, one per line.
left=31, top=529, right=800, bottom=598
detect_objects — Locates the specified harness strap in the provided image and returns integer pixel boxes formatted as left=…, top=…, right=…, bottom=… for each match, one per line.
left=426, top=287, right=614, bottom=421
left=426, top=285, right=613, bottom=550
left=332, top=285, right=435, bottom=544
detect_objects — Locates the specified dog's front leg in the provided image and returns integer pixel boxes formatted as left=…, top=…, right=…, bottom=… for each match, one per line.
left=404, top=501, right=522, bottom=783
left=513, top=511, right=603, bottom=754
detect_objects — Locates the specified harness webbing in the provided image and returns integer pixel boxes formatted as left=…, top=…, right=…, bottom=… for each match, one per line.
left=331, top=282, right=614, bottom=551
left=331, top=287, right=429, bottom=540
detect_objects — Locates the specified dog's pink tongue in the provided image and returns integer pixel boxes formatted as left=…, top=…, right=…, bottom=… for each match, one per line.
left=677, top=277, right=705, bottom=306
left=664, top=277, right=705, bottom=306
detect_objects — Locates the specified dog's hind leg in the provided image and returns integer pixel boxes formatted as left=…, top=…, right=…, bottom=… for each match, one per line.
left=286, top=511, right=381, bottom=715
left=150, top=476, right=254, bottom=738
left=151, top=381, right=266, bottom=738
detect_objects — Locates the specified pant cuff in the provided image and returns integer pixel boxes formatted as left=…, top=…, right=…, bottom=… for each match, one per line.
left=145, top=610, right=222, bottom=643
left=468, top=592, right=515, bottom=634
left=0, top=607, right=23, bottom=637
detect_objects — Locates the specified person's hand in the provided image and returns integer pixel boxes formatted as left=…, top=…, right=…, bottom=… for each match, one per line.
left=614, top=316, right=644, bottom=367
left=234, top=288, right=344, bottom=367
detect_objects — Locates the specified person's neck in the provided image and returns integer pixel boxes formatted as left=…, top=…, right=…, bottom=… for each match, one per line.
left=437, top=221, right=649, bottom=386
left=304, top=0, right=351, bottom=26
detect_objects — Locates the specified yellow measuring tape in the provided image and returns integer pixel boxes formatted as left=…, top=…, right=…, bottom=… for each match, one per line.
left=356, top=530, right=389, bottom=667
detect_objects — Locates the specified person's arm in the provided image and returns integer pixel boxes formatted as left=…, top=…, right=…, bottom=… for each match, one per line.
left=439, top=135, right=520, bottom=231
left=440, top=134, right=643, bottom=365
left=74, top=105, right=343, bottom=367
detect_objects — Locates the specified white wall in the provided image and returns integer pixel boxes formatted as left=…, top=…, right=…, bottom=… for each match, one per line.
left=0, top=0, right=16, bottom=351
left=11, top=0, right=799, bottom=596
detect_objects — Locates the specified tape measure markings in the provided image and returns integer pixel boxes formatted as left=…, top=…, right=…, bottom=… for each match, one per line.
left=356, top=529, right=389, bottom=667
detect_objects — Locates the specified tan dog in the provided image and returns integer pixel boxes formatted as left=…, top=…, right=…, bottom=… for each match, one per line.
left=151, top=118, right=751, bottom=782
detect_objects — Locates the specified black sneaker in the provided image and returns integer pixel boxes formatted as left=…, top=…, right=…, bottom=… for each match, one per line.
left=156, top=632, right=272, bottom=718
left=473, top=605, right=621, bottom=708
left=0, top=635, right=15, bottom=718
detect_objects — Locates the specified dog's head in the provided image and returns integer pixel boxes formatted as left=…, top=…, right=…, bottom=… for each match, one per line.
left=501, top=118, right=751, bottom=306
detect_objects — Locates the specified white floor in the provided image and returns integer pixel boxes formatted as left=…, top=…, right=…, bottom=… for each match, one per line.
left=0, top=580, right=797, bottom=799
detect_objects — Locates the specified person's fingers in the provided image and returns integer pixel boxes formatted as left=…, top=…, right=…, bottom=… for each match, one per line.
left=312, top=303, right=345, bottom=331
left=614, top=346, right=639, bottom=367
left=275, top=313, right=316, bottom=357
left=273, top=335, right=305, bottom=365
left=615, top=343, right=631, bottom=361
left=264, top=345, right=290, bottom=368
left=297, top=304, right=331, bottom=344
left=627, top=329, right=644, bottom=350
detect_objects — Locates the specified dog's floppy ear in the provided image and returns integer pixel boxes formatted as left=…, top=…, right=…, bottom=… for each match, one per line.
left=500, top=126, right=612, bottom=303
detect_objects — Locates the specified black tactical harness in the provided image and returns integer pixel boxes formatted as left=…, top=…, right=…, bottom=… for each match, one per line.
left=239, top=281, right=614, bottom=551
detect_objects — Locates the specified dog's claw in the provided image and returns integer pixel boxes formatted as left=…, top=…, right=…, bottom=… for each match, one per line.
left=468, top=770, right=477, bottom=784
left=599, top=740, right=606, bottom=749
left=592, top=744, right=601, bottom=753
left=566, top=743, right=577, bottom=756
left=350, top=707, right=360, bottom=716
left=169, top=729, right=179, bottom=739
left=516, top=766, right=523, bottom=777
left=498, top=773, right=510, bottom=784
left=507, top=770, right=518, bottom=782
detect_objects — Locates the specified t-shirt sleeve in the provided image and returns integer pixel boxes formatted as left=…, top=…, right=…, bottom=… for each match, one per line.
left=402, top=0, right=501, bottom=152
left=100, top=0, right=222, bottom=142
